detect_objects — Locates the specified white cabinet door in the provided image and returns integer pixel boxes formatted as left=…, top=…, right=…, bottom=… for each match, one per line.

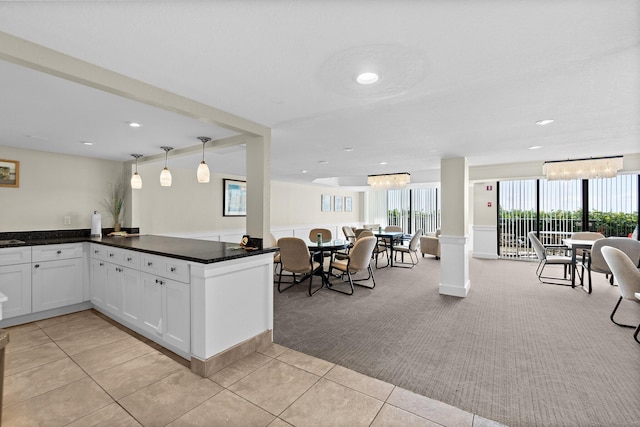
left=90, top=258, right=107, bottom=308
left=163, top=279, right=190, bottom=353
left=0, top=263, right=32, bottom=318
left=140, top=272, right=190, bottom=353
left=121, top=267, right=142, bottom=327
left=32, top=258, right=83, bottom=312
left=141, top=273, right=163, bottom=337
left=105, top=263, right=123, bottom=315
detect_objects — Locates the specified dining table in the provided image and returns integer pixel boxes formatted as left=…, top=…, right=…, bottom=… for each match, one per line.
left=305, top=238, right=351, bottom=290
left=563, top=238, right=598, bottom=293
left=373, top=231, right=405, bottom=267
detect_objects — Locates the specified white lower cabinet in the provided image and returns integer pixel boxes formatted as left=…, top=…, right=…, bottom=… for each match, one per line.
left=0, top=263, right=32, bottom=319
left=141, top=272, right=190, bottom=354
left=32, top=257, right=83, bottom=312
left=90, top=258, right=107, bottom=308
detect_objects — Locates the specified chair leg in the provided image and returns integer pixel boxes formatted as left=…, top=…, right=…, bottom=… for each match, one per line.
left=610, top=296, right=636, bottom=328
left=326, top=269, right=354, bottom=295
left=634, top=324, right=640, bottom=344
left=278, top=269, right=297, bottom=293
left=352, top=265, right=376, bottom=289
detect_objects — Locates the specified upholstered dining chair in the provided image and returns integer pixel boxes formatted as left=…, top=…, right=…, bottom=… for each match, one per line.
left=571, top=231, right=604, bottom=273
left=342, top=226, right=356, bottom=243
left=328, top=235, right=377, bottom=295
left=528, top=231, right=574, bottom=285
left=264, top=232, right=281, bottom=274
left=358, top=229, right=389, bottom=268
left=394, top=229, right=423, bottom=267
left=420, top=229, right=441, bottom=259
left=277, top=237, right=322, bottom=296
left=384, top=225, right=403, bottom=232
left=309, top=228, right=332, bottom=242
left=588, top=237, right=640, bottom=288
left=601, top=246, right=640, bottom=344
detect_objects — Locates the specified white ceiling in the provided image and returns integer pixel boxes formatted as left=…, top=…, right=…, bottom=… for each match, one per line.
left=0, top=1, right=638, bottom=187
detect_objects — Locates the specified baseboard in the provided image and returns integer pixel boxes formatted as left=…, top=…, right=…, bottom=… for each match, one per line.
left=472, top=252, right=499, bottom=259
left=439, top=281, right=470, bottom=298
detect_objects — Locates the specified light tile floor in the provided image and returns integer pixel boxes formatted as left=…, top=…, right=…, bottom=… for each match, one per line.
left=2, top=310, right=505, bottom=427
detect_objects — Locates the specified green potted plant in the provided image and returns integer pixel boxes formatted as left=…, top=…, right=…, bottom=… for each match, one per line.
left=103, top=172, right=129, bottom=231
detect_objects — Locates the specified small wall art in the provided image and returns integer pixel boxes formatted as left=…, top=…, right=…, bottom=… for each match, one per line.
left=345, top=196, right=352, bottom=212
left=223, top=179, right=247, bottom=216
left=0, top=159, right=19, bottom=188
left=321, top=194, right=331, bottom=211
left=334, top=196, right=343, bottom=212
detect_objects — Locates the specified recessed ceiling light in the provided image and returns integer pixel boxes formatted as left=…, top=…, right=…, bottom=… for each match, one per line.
left=301, top=170, right=308, bottom=173
left=379, top=161, right=388, bottom=165
left=128, top=121, right=142, bottom=128
left=536, top=119, right=554, bottom=126
left=529, top=145, right=542, bottom=150
left=356, top=72, right=379, bottom=85
left=318, top=160, right=329, bottom=164
left=344, top=147, right=354, bottom=152
left=81, top=141, right=93, bottom=146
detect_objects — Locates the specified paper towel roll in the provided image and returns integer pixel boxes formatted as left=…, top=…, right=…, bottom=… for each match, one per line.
left=91, top=211, right=102, bottom=237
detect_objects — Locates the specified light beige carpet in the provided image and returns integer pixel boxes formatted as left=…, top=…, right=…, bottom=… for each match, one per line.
left=273, top=256, right=640, bottom=427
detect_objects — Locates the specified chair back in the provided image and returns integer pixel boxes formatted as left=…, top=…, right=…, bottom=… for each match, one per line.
left=264, top=232, right=278, bottom=248
left=571, top=232, right=605, bottom=240
left=342, top=226, right=356, bottom=242
left=347, top=236, right=377, bottom=272
left=357, top=229, right=374, bottom=239
left=601, top=246, right=640, bottom=301
left=408, top=229, right=423, bottom=250
left=309, top=228, right=332, bottom=242
left=385, top=226, right=402, bottom=232
left=591, top=237, right=640, bottom=274
left=277, top=237, right=312, bottom=274
left=528, top=232, right=547, bottom=261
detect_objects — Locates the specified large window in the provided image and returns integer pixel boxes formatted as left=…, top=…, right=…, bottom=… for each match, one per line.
left=498, top=174, right=639, bottom=259
left=365, top=187, right=441, bottom=234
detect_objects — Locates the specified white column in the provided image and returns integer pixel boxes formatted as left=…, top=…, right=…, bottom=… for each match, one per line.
left=439, top=157, right=470, bottom=297
left=246, top=134, right=271, bottom=240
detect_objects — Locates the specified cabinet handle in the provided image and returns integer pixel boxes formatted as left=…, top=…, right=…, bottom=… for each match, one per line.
left=170, top=267, right=176, bottom=272
left=94, top=249, right=98, bottom=254
left=109, top=253, right=115, bottom=257
left=57, top=250, right=62, bottom=254
left=127, top=257, right=132, bottom=262
left=147, top=261, right=153, bottom=266
left=99, top=262, right=104, bottom=266
left=34, top=264, right=40, bottom=268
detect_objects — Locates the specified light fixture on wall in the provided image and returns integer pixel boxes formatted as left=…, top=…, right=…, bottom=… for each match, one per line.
left=159, top=146, right=174, bottom=187
left=196, top=136, right=211, bottom=183
left=367, top=172, right=411, bottom=189
left=130, top=154, right=143, bottom=189
left=542, top=156, right=623, bottom=181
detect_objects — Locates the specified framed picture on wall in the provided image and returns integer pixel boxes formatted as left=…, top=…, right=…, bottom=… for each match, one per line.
left=321, top=194, right=331, bottom=212
left=334, top=196, right=343, bottom=212
left=0, top=158, right=19, bottom=188
left=345, top=196, right=352, bottom=212
left=223, top=179, right=247, bottom=216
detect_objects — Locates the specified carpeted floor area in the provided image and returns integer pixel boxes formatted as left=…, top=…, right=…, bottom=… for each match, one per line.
left=273, top=255, right=640, bottom=427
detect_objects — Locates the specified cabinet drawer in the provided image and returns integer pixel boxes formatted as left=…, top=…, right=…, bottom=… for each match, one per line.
left=0, top=247, right=32, bottom=266
left=141, top=254, right=190, bottom=283
left=90, top=244, right=140, bottom=269
left=32, top=243, right=83, bottom=262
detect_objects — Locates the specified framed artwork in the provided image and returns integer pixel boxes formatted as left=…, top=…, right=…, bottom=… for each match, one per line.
left=321, top=194, right=331, bottom=212
left=334, top=196, right=343, bottom=212
left=345, top=196, right=352, bottom=212
left=223, top=179, right=247, bottom=216
left=0, top=159, right=19, bottom=188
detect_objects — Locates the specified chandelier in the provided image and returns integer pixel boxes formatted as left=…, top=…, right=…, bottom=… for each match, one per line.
left=367, top=172, right=411, bottom=189
left=542, top=156, right=623, bottom=181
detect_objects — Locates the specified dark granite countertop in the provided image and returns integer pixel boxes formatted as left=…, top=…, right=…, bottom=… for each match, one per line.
left=0, top=230, right=277, bottom=264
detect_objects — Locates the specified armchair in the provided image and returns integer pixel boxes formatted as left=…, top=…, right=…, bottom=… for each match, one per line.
left=420, top=229, right=441, bottom=259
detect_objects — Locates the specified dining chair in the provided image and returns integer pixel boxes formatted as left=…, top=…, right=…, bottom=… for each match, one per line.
left=277, top=237, right=323, bottom=296
left=328, top=236, right=377, bottom=295
left=528, top=231, right=574, bottom=285
left=264, top=232, right=282, bottom=275
left=601, top=246, right=640, bottom=343
left=309, top=228, right=332, bottom=242
left=359, top=229, right=389, bottom=268
left=394, top=229, right=423, bottom=268
left=342, top=226, right=357, bottom=243
left=571, top=232, right=604, bottom=271
left=588, top=237, right=640, bottom=288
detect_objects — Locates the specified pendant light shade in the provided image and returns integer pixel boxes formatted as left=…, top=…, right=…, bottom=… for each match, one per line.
left=160, top=146, right=173, bottom=187
left=196, top=136, right=211, bottom=183
left=130, top=154, right=143, bottom=189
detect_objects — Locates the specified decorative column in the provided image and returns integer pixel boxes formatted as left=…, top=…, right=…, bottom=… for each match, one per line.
left=246, top=134, right=271, bottom=241
left=439, top=157, right=470, bottom=297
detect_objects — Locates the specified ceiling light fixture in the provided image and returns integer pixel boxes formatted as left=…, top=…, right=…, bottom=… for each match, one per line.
left=160, top=146, right=173, bottom=187
left=196, top=136, right=211, bottom=183
left=367, top=172, right=411, bottom=189
left=130, top=154, right=143, bottom=189
left=81, top=141, right=93, bottom=146
left=356, top=72, right=379, bottom=85
left=536, top=119, right=554, bottom=126
left=529, top=145, right=542, bottom=150
left=128, top=121, right=142, bottom=128
left=543, top=156, right=623, bottom=181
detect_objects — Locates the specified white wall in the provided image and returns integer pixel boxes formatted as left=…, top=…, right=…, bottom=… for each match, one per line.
left=0, top=146, right=121, bottom=231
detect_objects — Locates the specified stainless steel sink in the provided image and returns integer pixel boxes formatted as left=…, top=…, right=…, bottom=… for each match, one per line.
left=0, top=239, right=25, bottom=245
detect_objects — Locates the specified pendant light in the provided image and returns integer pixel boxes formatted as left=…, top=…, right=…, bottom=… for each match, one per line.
left=130, top=154, right=143, bottom=189
left=160, top=146, right=173, bottom=187
left=196, top=136, right=211, bottom=183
